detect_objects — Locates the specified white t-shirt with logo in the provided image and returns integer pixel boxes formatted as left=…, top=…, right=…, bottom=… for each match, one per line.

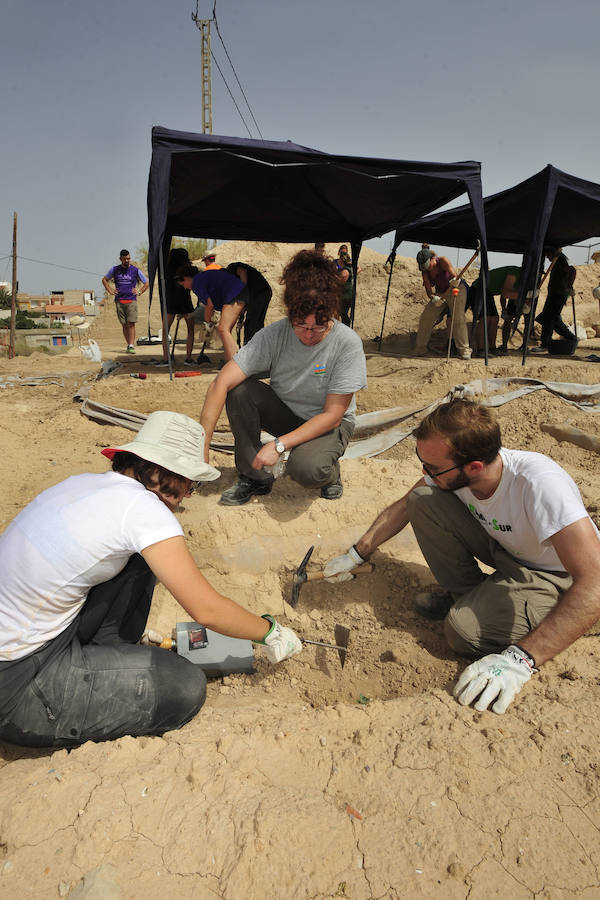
left=0, top=472, right=183, bottom=661
left=452, top=448, right=597, bottom=571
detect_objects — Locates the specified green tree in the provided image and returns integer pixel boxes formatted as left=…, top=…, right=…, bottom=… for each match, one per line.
left=0, top=287, right=12, bottom=310
left=134, top=237, right=216, bottom=271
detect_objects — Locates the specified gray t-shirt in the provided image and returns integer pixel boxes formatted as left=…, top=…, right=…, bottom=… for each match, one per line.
left=234, top=318, right=367, bottom=423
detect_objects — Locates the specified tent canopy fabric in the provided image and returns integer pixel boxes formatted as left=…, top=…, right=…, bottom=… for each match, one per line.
left=396, top=164, right=600, bottom=309
left=147, top=127, right=487, bottom=296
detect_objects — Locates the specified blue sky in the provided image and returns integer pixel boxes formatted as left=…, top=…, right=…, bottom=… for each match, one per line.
left=2, top=0, right=599, bottom=294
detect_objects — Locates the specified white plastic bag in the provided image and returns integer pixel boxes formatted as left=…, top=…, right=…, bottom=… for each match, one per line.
left=80, top=338, right=102, bottom=362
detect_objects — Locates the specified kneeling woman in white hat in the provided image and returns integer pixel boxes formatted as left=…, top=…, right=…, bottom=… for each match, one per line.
left=0, top=411, right=301, bottom=748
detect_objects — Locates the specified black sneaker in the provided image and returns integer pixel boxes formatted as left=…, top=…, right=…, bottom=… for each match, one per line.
left=184, top=358, right=195, bottom=366
left=412, top=591, right=454, bottom=620
left=320, top=477, right=343, bottom=500
left=220, top=475, right=274, bottom=506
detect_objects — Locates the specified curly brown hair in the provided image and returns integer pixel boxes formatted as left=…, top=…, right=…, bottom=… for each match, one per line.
left=280, top=249, right=343, bottom=324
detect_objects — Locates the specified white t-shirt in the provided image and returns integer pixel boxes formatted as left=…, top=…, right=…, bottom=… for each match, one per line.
left=452, top=449, right=597, bottom=571
left=0, top=472, right=183, bottom=661
left=233, top=318, right=367, bottom=424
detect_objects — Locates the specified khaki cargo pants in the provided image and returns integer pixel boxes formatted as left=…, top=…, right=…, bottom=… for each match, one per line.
left=414, top=281, right=471, bottom=358
left=406, top=486, right=571, bottom=657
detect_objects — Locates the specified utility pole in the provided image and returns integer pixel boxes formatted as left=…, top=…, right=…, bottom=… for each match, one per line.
left=9, top=213, right=17, bottom=360
left=192, top=4, right=212, bottom=134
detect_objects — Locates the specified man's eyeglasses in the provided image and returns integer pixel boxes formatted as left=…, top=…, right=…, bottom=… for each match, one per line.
left=415, top=447, right=468, bottom=479
left=292, top=322, right=329, bottom=335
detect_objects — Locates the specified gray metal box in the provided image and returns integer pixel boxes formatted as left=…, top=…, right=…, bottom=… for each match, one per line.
left=175, top=621, right=254, bottom=676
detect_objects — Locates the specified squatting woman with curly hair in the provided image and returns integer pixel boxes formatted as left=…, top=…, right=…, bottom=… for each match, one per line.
left=199, top=249, right=367, bottom=505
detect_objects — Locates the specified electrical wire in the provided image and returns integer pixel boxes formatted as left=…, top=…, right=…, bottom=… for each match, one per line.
left=193, top=1, right=262, bottom=139
left=12, top=256, right=104, bottom=277
left=210, top=50, right=254, bottom=138
left=212, top=10, right=263, bottom=139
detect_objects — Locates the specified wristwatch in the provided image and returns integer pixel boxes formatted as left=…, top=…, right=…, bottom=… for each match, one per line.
left=274, top=438, right=286, bottom=454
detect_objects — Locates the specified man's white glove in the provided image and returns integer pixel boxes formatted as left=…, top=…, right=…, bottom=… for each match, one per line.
left=453, top=645, right=536, bottom=714
left=430, top=294, right=444, bottom=307
left=257, top=615, right=302, bottom=663
left=449, top=277, right=460, bottom=289
left=323, top=545, right=365, bottom=583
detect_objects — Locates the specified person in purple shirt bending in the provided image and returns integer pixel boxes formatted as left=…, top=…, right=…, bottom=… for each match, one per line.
left=102, top=249, right=149, bottom=354
left=179, top=253, right=249, bottom=362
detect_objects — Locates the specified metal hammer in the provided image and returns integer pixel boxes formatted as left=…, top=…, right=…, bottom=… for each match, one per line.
left=291, top=545, right=374, bottom=608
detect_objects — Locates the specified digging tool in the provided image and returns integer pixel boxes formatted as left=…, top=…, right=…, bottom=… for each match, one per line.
left=447, top=241, right=480, bottom=361
left=291, top=545, right=374, bottom=608
left=303, top=624, right=350, bottom=669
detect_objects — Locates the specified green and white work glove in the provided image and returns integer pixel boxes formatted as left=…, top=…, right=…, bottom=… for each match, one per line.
left=323, top=545, right=365, bottom=583
left=256, top=615, right=302, bottom=664
left=453, top=644, right=537, bottom=714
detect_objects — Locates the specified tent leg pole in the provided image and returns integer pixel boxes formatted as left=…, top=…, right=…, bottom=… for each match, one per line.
left=378, top=252, right=396, bottom=351
left=158, top=246, right=173, bottom=381
left=482, top=281, right=489, bottom=365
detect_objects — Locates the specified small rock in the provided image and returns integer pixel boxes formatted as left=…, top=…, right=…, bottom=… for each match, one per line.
left=2, top=861, right=14, bottom=875
left=320, top=735, right=327, bottom=746
left=58, top=881, right=71, bottom=897
left=309, top=609, right=322, bottom=621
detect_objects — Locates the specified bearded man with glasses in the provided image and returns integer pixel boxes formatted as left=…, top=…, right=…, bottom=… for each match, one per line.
left=199, top=249, right=367, bottom=505
left=324, top=398, right=600, bottom=715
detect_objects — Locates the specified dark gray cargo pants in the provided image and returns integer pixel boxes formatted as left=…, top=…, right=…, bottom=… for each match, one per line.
left=0, top=555, right=206, bottom=748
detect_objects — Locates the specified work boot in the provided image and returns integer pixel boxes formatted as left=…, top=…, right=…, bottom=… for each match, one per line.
left=220, top=475, right=274, bottom=506
left=320, top=476, right=343, bottom=500
left=412, top=590, right=454, bottom=620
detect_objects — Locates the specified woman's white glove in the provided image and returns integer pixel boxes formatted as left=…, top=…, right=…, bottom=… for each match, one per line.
left=323, top=545, right=365, bottom=583
left=453, top=645, right=536, bottom=714
left=256, top=615, right=302, bottom=664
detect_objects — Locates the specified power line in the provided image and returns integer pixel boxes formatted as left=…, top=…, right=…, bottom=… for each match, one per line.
left=212, top=10, right=263, bottom=139
left=210, top=49, right=254, bottom=138
left=10, top=256, right=104, bottom=277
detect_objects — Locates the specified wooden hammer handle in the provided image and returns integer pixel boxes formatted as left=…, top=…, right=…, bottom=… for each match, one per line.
left=306, top=563, right=374, bottom=583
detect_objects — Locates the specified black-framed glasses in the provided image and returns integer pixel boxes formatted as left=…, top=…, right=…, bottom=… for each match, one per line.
left=292, top=322, right=330, bottom=335
left=415, top=447, right=468, bottom=479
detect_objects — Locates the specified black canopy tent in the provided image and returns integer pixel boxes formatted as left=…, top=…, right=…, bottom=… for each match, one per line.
left=146, top=127, right=487, bottom=372
left=397, top=165, right=600, bottom=361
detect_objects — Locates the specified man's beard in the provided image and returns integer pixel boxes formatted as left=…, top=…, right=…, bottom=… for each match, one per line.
left=439, top=467, right=471, bottom=492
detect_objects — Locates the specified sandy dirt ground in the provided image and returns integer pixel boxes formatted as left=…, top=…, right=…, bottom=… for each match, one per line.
left=1, top=243, right=600, bottom=899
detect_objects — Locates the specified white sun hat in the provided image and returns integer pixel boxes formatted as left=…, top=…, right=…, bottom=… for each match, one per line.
left=101, top=410, right=220, bottom=482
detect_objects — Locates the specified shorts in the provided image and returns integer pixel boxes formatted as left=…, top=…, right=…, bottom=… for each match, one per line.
left=218, top=285, right=249, bottom=310
left=115, top=300, right=138, bottom=324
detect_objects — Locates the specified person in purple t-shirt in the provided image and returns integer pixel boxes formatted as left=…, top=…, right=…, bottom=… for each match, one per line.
left=179, top=253, right=249, bottom=362
left=102, top=249, right=149, bottom=354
